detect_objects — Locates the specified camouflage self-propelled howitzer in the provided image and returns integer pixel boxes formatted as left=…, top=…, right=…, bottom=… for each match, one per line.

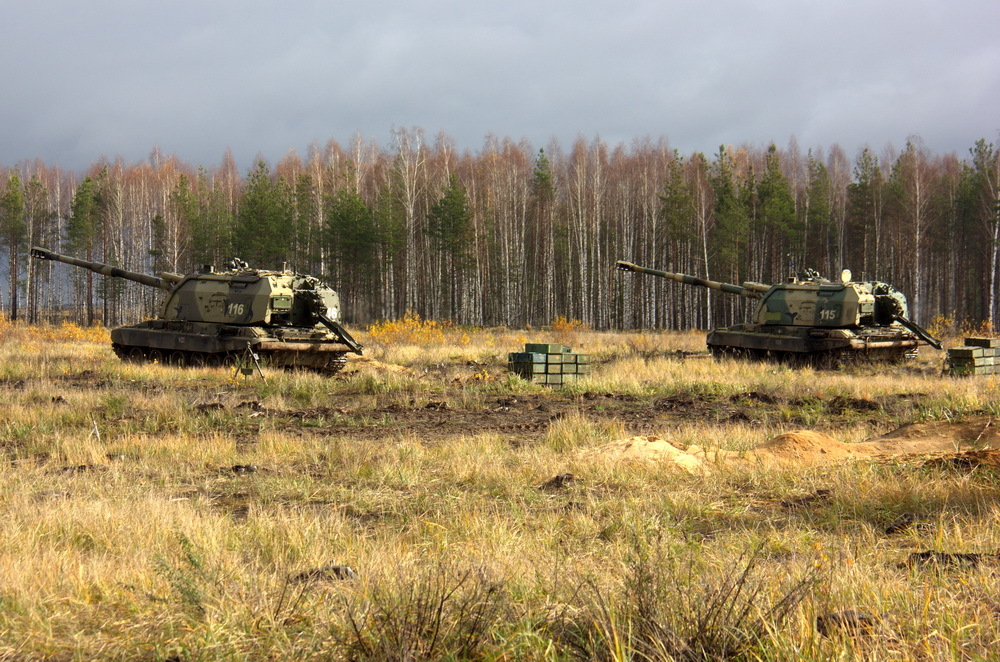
left=31, top=247, right=363, bottom=374
left=616, top=261, right=941, bottom=365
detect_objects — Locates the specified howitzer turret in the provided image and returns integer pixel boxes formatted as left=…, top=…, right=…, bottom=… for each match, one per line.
left=616, top=260, right=941, bottom=365
left=31, top=246, right=363, bottom=374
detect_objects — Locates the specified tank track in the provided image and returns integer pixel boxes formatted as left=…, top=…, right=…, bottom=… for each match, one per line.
left=321, top=353, right=349, bottom=375
left=708, top=344, right=913, bottom=368
left=112, top=343, right=350, bottom=376
left=113, top=343, right=236, bottom=367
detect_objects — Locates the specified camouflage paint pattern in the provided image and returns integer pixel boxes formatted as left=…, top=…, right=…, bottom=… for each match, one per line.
left=616, top=260, right=941, bottom=361
left=29, top=247, right=362, bottom=373
left=755, top=281, right=871, bottom=327
left=161, top=271, right=341, bottom=327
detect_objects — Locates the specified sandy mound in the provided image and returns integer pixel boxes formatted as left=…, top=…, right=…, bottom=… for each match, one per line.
left=581, top=436, right=712, bottom=474
left=589, top=417, right=1000, bottom=473
left=749, top=430, right=856, bottom=463
left=585, top=430, right=857, bottom=473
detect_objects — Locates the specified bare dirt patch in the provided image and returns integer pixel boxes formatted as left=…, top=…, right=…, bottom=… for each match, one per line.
left=236, top=386, right=930, bottom=444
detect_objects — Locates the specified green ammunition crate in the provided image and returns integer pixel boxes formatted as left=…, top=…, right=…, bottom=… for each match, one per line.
left=965, top=337, right=1000, bottom=348
left=508, top=352, right=547, bottom=363
left=525, top=343, right=571, bottom=354
left=509, top=362, right=546, bottom=374
left=949, top=346, right=985, bottom=359
left=509, top=343, right=592, bottom=386
left=947, top=363, right=996, bottom=376
left=952, top=356, right=997, bottom=367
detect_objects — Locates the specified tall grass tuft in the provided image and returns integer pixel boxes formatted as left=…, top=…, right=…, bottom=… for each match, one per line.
left=546, top=411, right=625, bottom=453
left=338, top=560, right=508, bottom=660
left=154, top=532, right=215, bottom=619
left=566, top=537, right=817, bottom=661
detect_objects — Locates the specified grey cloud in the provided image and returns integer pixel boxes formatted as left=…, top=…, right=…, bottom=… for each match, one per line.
left=2, top=0, right=998, bottom=172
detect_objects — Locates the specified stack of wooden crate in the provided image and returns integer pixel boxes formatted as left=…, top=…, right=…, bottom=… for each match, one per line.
left=946, top=337, right=1000, bottom=375
left=508, top=343, right=592, bottom=385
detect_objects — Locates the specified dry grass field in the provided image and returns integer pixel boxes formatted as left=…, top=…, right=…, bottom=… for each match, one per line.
left=1, top=316, right=1000, bottom=660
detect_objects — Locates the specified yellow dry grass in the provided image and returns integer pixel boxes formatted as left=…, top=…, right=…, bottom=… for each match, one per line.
left=0, top=320, right=998, bottom=659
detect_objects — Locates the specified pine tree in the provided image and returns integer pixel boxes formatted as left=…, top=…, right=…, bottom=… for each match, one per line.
left=710, top=147, right=751, bottom=279
left=846, top=148, right=886, bottom=278
left=193, top=168, right=234, bottom=268
left=426, top=175, right=472, bottom=318
left=67, top=176, right=102, bottom=324
left=756, top=144, right=800, bottom=275
left=659, top=154, right=697, bottom=253
left=293, top=173, right=319, bottom=269
left=326, top=187, right=377, bottom=319
left=376, top=183, right=408, bottom=319
left=804, top=154, right=832, bottom=273
left=527, top=149, right=555, bottom=321
left=234, top=161, right=293, bottom=268
left=164, top=174, right=199, bottom=270
left=0, top=173, right=26, bottom=318
left=23, top=176, right=51, bottom=323
left=655, top=154, right=701, bottom=328
left=966, top=140, right=1000, bottom=326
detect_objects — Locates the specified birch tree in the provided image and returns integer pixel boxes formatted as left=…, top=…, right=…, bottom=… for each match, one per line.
left=1, top=173, right=26, bottom=317
left=888, top=139, right=936, bottom=320
left=968, top=139, right=1000, bottom=326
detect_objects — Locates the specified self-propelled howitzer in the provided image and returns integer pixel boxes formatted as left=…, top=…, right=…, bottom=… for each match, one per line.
left=31, top=247, right=363, bottom=374
left=615, top=260, right=941, bottom=365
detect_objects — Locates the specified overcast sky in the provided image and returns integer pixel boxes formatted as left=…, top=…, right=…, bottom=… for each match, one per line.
left=3, top=0, right=998, bottom=174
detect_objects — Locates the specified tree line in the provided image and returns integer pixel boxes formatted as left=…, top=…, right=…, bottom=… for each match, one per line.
left=1, top=130, right=998, bottom=331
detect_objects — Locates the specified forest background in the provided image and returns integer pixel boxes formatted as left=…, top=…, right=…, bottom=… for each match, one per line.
left=1, top=128, right=999, bottom=332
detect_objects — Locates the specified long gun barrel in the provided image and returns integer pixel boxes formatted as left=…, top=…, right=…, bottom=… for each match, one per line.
left=30, top=246, right=181, bottom=291
left=616, top=261, right=769, bottom=299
